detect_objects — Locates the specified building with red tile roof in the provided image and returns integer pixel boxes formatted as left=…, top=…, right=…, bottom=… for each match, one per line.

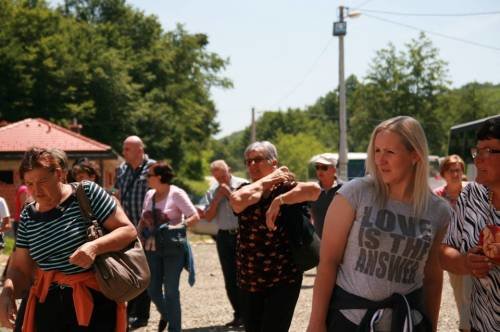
left=0, top=118, right=121, bottom=214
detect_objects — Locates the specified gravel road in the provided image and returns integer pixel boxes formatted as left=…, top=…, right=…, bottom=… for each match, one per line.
left=134, top=242, right=460, bottom=332
left=0, top=241, right=460, bottom=332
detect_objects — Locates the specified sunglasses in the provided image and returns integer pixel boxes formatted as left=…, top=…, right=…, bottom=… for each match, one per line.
left=315, top=164, right=330, bottom=171
left=245, top=157, right=267, bottom=166
left=146, top=173, right=157, bottom=178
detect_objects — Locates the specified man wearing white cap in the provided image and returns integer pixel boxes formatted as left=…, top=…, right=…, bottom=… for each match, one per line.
left=310, top=153, right=342, bottom=238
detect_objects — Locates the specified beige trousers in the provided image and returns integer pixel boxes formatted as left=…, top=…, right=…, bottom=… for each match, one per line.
left=448, top=272, right=472, bottom=330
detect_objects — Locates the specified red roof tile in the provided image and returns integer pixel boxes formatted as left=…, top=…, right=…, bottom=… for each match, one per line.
left=0, top=118, right=111, bottom=152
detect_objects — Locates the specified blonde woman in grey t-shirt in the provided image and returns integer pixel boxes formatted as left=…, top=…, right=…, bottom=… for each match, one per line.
left=307, top=116, right=450, bottom=332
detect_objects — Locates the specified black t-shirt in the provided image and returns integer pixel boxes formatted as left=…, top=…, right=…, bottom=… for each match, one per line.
left=310, top=182, right=342, bottom=238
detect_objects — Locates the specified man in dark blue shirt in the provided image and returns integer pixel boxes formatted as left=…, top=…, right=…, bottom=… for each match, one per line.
left=310, top=153, right=342, bottom=238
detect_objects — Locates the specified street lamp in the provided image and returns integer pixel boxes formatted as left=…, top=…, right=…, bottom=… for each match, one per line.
left=333, top=6, right=360, bottom=181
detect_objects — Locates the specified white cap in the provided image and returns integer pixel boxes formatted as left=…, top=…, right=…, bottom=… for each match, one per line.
left=310, top=153, right=337, bottom=166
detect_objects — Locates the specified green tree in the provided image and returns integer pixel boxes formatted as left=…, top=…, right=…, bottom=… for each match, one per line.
left=0, top=0, right=231, bottom=178
left=275, top=132, right=326, bottom=181
left=349, top=33, right=450, bottom=154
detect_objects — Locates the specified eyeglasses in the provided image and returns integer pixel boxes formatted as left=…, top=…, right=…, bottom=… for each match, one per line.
left=315, top=165, right=330, bottom=171
left=245, top=157, right=267, bottom=166
left=471, top=147, right=500, bottom=159
left=146, top=173, right=156, bottom=178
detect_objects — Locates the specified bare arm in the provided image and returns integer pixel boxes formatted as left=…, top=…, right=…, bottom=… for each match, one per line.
left=423, top=227, right=446, bottom=332
left=185, top=212, right=200, bottom=228
left=307, top=194, right=355, bottom=332
left=69, top=204, right=137, bottom=269
left=0, top=248, right=36, bottom=328
left=230, top=166, right=293, bottom=214
left=266, top=182, right=321, bottom=230
left=204, top=184, right=231, bottom=221
left=440, top=244, right=491, bottom=277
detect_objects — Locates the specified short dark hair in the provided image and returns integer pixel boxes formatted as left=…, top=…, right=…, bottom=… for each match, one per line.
left=71, top=159, right=101, bottom=183
left=150, top=161, right=175, bottom=184
left=477, top=117, right=500, bottom=141
left=19, top=147, right=61, bottom=180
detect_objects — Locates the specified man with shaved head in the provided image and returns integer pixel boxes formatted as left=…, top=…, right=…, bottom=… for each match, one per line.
left=115, top=135, right=155, bottom=329
left=200, top=160, right=248, bottom=327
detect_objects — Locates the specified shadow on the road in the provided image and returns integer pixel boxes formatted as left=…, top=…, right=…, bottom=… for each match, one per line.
left=183, top=326, right=244, bottom=332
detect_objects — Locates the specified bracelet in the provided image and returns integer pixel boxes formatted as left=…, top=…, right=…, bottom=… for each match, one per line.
left=279, top=195, right=285, bottom=205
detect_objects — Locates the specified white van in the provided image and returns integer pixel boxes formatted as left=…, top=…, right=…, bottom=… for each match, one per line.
left=329, top=152, right=368, bottom=180
left=313, top=152, right=445, bottom=189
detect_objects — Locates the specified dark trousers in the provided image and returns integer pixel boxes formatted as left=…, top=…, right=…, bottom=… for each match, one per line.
left=127, top=289, right=151, bottom=322
left=216, top=230, right=240, bottom=319
left=239, top=279, right=302, bottom=332
left=34, top=286, right=116, bottom=332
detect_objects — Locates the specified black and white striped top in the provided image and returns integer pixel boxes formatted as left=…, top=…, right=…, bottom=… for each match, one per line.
left=16, top=181, right=116, bottom=274
left=443, top=182, right=500, bottom=332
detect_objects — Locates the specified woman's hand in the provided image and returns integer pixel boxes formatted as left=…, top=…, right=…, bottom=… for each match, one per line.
left=465, top=246, right=492, bottom=278
left=0, top=289, right=17, bottom=329
left=69, top=242, right=98, bottom=269
left=262, top=166, right=295, bottom=191
left=266, top=196, right=282, bottom=231
left=486, top=243, right=500, bottom=263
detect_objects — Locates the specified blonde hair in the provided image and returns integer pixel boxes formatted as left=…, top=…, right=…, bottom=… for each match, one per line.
left=365, top=116, right=430, bottom=216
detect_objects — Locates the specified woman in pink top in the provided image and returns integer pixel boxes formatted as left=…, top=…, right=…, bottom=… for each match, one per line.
left=137, top=161, right=199, bottom=332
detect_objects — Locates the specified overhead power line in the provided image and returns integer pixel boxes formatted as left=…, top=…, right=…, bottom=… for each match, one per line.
left=359, top=8, right=500, bottom=17
left=273, top=38, right=333, bottom=108
left=350, top=0, right=377, bottom=11
left=363, top=13, right=500, bottom=52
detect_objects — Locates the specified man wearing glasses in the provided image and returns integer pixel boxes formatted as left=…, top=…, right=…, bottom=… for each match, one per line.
left=309, top=153, right=343, bottom=238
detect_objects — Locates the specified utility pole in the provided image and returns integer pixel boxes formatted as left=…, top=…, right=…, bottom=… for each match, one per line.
left=251, top=107, right=256, bottom=143
left=334, top=6, right=348, bottom=181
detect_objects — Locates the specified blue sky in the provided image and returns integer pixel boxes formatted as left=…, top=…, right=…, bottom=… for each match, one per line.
left=51, top=0, right=500, bottom=137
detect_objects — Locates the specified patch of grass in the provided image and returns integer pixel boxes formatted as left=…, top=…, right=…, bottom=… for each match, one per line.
left=2, top=235, right=14, bottom=256
left=181, top=178, right=210, bottom=203
left=188, top=232, right=215, bottom=244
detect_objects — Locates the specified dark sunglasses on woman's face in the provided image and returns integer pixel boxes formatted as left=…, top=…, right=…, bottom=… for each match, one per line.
left=146, top=173, right=156, bottom=178
left=315, top=164, right=330, bottom=171
left=245, top=157, right=267, bottom=166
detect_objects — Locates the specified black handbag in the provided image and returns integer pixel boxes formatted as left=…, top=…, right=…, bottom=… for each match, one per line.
left=280, top=203, right=320, bottom=271
left=76, top=183, right=151, bottom=303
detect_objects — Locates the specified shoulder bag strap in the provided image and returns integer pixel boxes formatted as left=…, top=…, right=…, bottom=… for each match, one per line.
left=76, top=183, right=95, bottom=221
left=152, top=193, right=162, bottom=228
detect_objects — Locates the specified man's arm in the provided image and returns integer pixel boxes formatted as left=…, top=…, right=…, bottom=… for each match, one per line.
left=204, top=184, right=231, bottom=221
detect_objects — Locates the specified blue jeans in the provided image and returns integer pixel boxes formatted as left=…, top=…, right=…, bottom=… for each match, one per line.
left=146, top=249, right=185, bottom=332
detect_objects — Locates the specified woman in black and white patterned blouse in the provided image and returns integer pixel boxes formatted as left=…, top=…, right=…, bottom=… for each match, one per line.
left=440, top=117, right=500, bottom=332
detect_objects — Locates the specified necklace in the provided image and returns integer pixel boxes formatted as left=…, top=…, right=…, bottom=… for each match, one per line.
left=486, top=188, right=499, bottom=226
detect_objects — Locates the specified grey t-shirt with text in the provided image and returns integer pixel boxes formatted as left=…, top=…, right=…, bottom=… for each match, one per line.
left=334, top=177, right=450, bottom=330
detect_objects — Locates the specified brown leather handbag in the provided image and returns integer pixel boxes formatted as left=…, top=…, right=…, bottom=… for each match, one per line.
left=76, top=183, right=150, bottom=303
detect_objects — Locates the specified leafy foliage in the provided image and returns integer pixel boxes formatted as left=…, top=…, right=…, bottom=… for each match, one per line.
left=0, top=0, right=231, bottom=177
left=216, top=33, right=499, bottom=176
